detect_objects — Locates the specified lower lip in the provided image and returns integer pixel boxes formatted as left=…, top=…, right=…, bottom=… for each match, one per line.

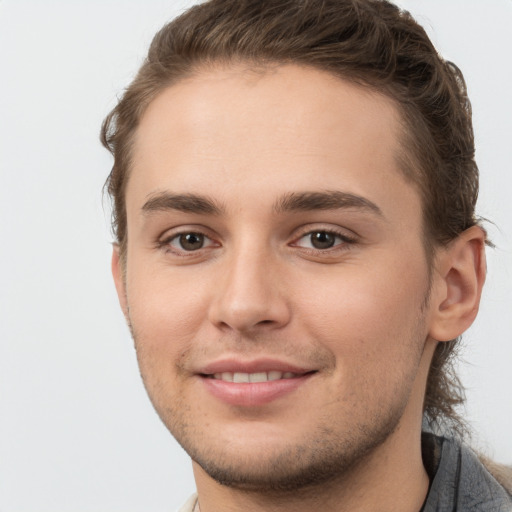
left=200, top=374, right=314, bottom=407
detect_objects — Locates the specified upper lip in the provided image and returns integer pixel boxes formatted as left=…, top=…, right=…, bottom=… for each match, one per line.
left=198, top=358, right=315, bottom=376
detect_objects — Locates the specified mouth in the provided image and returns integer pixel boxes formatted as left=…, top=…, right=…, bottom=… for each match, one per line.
left=203, top=370, right=307, bottom=383
left=197, top=360, right=317, bottom=407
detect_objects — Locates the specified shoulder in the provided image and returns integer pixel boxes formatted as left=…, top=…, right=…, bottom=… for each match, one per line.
left=478, top=454, right=512, bottom=497
left=423, top=434, right=512, bottom=511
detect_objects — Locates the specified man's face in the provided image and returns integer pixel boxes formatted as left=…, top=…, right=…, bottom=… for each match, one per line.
left=116, top=65, right=437, bottom=490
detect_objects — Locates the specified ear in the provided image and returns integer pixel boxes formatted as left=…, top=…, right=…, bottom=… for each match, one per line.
left=111, top=244, right=129, bottom=320
left=429, top=226, right=487, bottom=342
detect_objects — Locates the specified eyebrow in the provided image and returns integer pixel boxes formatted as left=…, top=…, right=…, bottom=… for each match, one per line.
left=142, top=192, right=224, bottom=216
left=141, top=190, right=383, bottom=218
left=273, top=190, right=383, bottom=217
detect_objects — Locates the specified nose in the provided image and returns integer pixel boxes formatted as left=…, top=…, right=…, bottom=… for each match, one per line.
left=207, top=245, right=291, bottom=334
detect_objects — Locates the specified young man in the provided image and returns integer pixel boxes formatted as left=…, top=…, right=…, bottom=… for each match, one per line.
left=101, top=0, right=512, bottom=510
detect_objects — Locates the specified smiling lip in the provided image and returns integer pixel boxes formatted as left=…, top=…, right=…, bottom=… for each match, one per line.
left=197, top=359, right=316, bottom=407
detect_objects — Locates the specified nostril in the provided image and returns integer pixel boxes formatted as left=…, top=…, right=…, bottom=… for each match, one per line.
left=208, top=287, right=292, bottom=332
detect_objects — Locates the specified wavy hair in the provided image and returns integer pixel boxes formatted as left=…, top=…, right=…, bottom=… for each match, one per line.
left=101, top=0, right=483, bottom=433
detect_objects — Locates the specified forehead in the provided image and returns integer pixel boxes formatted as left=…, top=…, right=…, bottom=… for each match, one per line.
left=128, top=64, right=420, bottom=222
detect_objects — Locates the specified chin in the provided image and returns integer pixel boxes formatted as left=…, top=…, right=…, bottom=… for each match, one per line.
left=180, top=411, right=403, bottom=493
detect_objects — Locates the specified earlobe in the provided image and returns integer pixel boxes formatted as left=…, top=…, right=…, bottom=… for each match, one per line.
left=429, top=226, right=487, bottom=342
left=111, top=244, right=129, bottom=319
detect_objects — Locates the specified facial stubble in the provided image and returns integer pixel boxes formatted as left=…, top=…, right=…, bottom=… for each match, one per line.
left=129, top=315, right=429, bottom=495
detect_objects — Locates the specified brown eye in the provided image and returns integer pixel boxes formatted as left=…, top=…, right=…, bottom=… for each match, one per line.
left=293, top=229, right=354, bottom=252
left=177, top=233, right=205, bottom=251
left=309, top=231, right=336, bottom=249
left=163, top=230, right=218, bottom=256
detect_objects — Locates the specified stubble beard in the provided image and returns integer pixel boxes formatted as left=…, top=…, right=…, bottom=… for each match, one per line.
left=128, top=296, right=430, bottom=495
left=135, top=348, right=416, bottom=495
left=186, top=407, right=406, bottom=493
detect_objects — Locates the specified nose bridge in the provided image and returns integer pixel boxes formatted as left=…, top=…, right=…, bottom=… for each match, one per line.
left=209, top=234, right=290, bottom=332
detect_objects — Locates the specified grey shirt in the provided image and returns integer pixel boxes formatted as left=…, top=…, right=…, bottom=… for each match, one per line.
left=422, top=434, right=512, bottom=511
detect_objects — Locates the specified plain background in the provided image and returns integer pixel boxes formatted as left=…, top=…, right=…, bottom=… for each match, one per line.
left=0, top=1, right=511, bottom=511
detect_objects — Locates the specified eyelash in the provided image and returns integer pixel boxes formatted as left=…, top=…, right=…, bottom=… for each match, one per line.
left=158, top=230, right=218, bottom=257
left=157, top=227, right=357, bottom=258
left=291, top=228, right=357, bottom=255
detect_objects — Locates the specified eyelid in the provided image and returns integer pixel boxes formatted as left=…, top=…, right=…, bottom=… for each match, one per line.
left=158, top=225, right=220, bottom=255
left=292, top=224, right=357, bottom=241
left=155, top=224, right=357, bottom=256
left=290, top=225, right=358, bottom=251
left=168, top=232, right=216, bottom=249
left=158, top=224, right=216, bottom=241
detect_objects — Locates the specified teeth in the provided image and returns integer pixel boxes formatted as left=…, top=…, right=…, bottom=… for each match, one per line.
left=211, top=371, right=300, bottom=382
left=233, top=372, right=250, bottom=383
left=268, top=370, right=282, bottom=381
left=249, top=372, right=268, bottom=383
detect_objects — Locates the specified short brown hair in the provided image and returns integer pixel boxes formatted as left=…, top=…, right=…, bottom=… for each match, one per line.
left=101, top=0, right=481, bottom=433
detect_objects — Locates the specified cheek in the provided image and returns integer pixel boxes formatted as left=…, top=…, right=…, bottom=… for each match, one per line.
left=125, top=266, right=211, bottom=355
left=124, top=270, right=210, bottom=411
left=295, top=259, right=429, bottom=364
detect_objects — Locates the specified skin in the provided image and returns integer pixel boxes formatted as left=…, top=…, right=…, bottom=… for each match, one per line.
left=112, top=64, right=486, bottom=512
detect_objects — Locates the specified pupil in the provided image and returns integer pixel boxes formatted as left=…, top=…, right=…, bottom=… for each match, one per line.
left=180, top=233, right=204, bottom=251
left=311, top=231, right=335, bottom=249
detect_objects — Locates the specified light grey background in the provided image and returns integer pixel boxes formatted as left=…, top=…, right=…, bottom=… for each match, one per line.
left=0, top=1, right=510, bottom=511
